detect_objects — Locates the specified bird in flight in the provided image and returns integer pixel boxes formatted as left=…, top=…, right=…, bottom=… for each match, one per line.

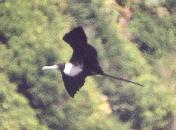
left=42, top=26, right=143, bottom=97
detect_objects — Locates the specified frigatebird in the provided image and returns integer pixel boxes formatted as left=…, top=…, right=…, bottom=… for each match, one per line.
left=42, top=26, right=143, bottom=97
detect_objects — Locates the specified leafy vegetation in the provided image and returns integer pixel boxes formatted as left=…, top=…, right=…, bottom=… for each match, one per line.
left=0, top=0, right=176, bottom=130
left=0, top=73, right=48, bottom=130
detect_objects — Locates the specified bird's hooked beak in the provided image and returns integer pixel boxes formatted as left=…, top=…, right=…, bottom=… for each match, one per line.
left=42, top=65, right=58, bottom=70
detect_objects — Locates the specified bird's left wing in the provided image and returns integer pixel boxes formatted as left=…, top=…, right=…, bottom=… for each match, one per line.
left=61, top=72, right=86, bottom=97
left=63, top=26, right=87, bottom=51
left=63, top=26, right=87, bottom=64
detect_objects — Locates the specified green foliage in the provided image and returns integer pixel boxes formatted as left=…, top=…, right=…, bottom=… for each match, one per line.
left=66, top=1, right=176, bottom=130
left=165, top=0, right=176, bottom=12
left=59, top=78, right=129, bottom=130
left=0, top=0, right=128, bottom=130
left=129, top=10, right=176, bottom=57
left=128, top=2, right=176, bottom=129
left=144, top=0, right=166, bottom=7
left=0, top=0, right=176, bottom=130
left=0, top=73, right=48, bottom=130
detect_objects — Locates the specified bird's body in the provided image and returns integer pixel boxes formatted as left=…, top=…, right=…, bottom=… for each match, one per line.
left=42, top=26, right=143, bottom=97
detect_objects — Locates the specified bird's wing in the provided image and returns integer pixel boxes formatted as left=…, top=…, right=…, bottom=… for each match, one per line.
left=63, top=26, right=103, bottom=73
left=63, top=26, right=87, bottom=64
left=63, top=26, right=87, bottom=51
left=61, top=72, right=86, bottom=97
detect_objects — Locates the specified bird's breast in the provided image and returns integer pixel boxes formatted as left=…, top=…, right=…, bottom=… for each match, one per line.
left=63, top=62, right=83, bottom=77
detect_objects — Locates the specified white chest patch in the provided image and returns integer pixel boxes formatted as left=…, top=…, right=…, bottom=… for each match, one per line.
left=63, top=63, right=82, bottom=77
left=64, top=63, right=73, bottom=74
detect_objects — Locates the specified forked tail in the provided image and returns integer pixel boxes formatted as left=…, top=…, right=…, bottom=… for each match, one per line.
left=102, top=73, right=143, bottom=86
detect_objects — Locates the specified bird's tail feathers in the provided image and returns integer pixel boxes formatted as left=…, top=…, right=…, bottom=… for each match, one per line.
left=102, top=73, right=143, bottom=86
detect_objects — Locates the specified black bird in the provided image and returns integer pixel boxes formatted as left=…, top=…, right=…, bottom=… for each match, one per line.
left=42, top=26, right=143, bottom=97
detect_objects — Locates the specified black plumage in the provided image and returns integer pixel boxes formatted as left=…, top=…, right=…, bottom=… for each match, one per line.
left=62, top=27, right=103, bottom=97
left=43, top=26, right=143, bottom=97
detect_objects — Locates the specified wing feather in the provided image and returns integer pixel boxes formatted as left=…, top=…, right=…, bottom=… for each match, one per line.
left=61, top=72, right=85, bottom=97
left=63, top=26, right=87, bottom=50
left=63, top=26, right=87, bottom=64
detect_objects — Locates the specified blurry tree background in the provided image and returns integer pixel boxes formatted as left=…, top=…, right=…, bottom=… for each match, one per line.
left=0, top=0, right=176, bottom=130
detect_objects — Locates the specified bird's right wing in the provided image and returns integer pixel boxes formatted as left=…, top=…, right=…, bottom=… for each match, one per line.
left=61, top=72, right=86, bottom=97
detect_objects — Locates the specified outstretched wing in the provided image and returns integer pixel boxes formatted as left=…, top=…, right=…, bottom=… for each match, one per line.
left=63, top=26, right=87, bottom=64
left=63, top=26, right=104, bottom=74
left=61, top=72, right=86, bottom=97
left=63, top=26, right=87, bottom=50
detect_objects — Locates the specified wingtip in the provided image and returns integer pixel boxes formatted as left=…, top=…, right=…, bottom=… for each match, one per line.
left=63, top=26, right=87, bottom=44
left=68, top=93, right=76, bottom=98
